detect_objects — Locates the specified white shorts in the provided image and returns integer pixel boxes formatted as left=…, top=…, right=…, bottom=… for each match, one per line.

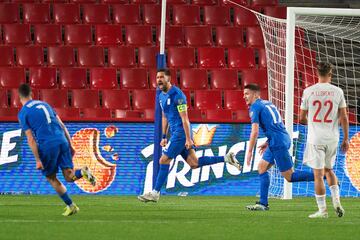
left=303, top=142, right=338, bottom=169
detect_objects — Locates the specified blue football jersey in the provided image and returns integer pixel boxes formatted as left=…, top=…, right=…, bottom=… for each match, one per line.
left=249, top=99, right=290, bottom=148
left=159, top=86, right=188, bottom=138
left=18, top=100, right=67, bottom=148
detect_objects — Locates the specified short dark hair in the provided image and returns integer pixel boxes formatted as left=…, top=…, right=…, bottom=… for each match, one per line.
left=18, top=83, right=32, bottom=98
left=244, top=83, right=261, bottom=92
left=317, top=62, right=333, bottom=77
left=157, top=68, right=172, bottom=77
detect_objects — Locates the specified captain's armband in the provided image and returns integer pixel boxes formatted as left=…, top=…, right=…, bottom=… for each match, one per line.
left=177, top=104, right=187, bottom=113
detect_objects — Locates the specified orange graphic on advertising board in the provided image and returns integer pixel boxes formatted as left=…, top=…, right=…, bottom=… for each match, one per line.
left=193, top=124, right=217, bottom=146
left=346, top=132, right=360, bottom=191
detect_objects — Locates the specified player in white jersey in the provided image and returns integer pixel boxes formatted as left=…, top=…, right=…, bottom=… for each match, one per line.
left=300, top=62, right=349, bottom=219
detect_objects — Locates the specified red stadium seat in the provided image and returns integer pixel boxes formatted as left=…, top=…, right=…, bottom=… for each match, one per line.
left=198, top=47, right=225, bottom=68
left=143, top=108, right=155, bottom=120
left=192, top=0, right=217, bottom=5
left=90, top=68, right=118, bottom=89
left=114, top=109, right=143, bottom=119
left=0, top=46, right=14, bottom=66
left=215, top=27, right=243, bottom=47
left=108, top=46, right=136, bottom=68
left=54, top=108, right=80, bottom=120
left=149, top=68, right=177, bottom=89
left=224, top=90, right=247, bottom=110
left=10, top=88, right=39, bottom=108
left=138, top=47, right=158, bottom=68
left=101, top=0, right=127, bottom=3
left=72, top=90, right=100, bottom=108
left=219, top=0, right=247, bottom=6
left=188, top=109, right=203, bottom=122
left=166, top=0, right=187, bottom=3
left=82, top=108, right=112, bottom=119
left=205, top=109, right=233, bottom=121
left=59, top=68, right=87, bottom=89
left=233, top=110, right=251, bottom=122
left=251, top=0, right=278, bottom=7
left=157, top=26, right=184, bottom=46
left=29, top=68, right=57, bottom=89
left=95, top=25, right=123, bottom=46
left=113, top=4, right=141, bottom=25
left=23, top=3, right=50, bottom=24
left=130, top=0, right=157, bottom=3
left=185, top=26, right=213, bottom=47
left=64, top=25, right=92, bottom=46
left=246, top=27, right=265, bottom=48
left=263, top=6, right=287, bottom=19
left=143, top=4, right=170, bottom=25
left=77, top=47, right=105, bottom=67
left=82, top=4, right=110, bottom=24
left=211, top=69, right=239, bottom=89
left=168, top=47, right=195, bottom=68
left=40, top=89, right=69, bottom=108
left=0, top=90, right=8, bottom=108
left=34, top=24, right=62, bottom=46
left=48, top=46, right=75, bottom=67
left=3, top=24, right=31, bottom=45
left=241, top=69, right=268, bottom=89
left=180, top=69, right=208, bottom=90
left=102, top=90, right=130, bottom=109
left=296, top=47, right=317, bottom=71
left=125, top=25, right=153, bottom=46
left=16, top=46, right=44, bottom=67
left=203, top=6, right=230, bottom=26
left=132, top=89, right=156, bottom=110
left=120, top=68, right=148, bottom=89
left=228, top=48, right=256, bottom=69
left=173, top=5, right=200, bottom=26
left=194, top=90, right=222, bottom=110
left=234, top=7, right=259, bottom=27
left=70, top=0, right=97, bottom=2
left=42, top=0, right=67, bottom=2
left=258, top=48, right=267, bottom=69
left=0, top=108, right=19, bottom=118
left=0, top=68, right=25, bottom=89
left=0, top=3, right=19, bottom=23
left=53, top=3, right=80, bottom=24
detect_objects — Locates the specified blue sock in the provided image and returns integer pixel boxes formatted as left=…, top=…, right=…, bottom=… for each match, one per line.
left=259, top=172, right=270, bottom=206
left=198, top=156, right=224, bottom=167
left=60, top=192, right=73, bottom=206
left=290, top=171, right=315, bottom=182
left=154, top=164, right=170, bottom=192
left=75, top=169, right=83, bottom=179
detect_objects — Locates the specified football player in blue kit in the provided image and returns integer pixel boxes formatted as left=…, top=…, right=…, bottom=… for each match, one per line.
left=244, top=84, right=315, bottom=210
left=138, top=69, right=241, bottom=203
left=17, top=84, right=96, bottom=216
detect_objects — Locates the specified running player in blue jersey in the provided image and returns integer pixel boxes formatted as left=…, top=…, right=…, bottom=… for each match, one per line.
left=244, top=84, right=315, bottom=211
left=17, top=84, right=96, bottom=216
left=138, top=69, right=241, bottom=203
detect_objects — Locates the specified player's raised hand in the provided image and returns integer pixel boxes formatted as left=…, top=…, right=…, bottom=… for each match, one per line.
left=246, top=151, right=253, bottom=166
left=257, top=142, right=268, bottom=155
left=340, top=140, right=349, bottom=153
left=185, top=139, right=194, bottom=150
left=160, top=138, right=168, bottom=147
left=36, top=160, right=44, bottom=170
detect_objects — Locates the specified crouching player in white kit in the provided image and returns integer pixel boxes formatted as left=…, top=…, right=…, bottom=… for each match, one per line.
left=300, top=62, right=349, bottom=218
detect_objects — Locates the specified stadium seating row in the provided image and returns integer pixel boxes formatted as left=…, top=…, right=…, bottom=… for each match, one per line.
left=0, top=46, right=266, bottom=68
left=0, top=24, right=265, bottom=47
left=0, top=2, right=283, bottom=24
left=0, top=68, right=268, bottom=90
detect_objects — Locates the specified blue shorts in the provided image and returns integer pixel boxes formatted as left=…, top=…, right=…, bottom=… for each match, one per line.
left=262, top=146, right=293, bottom=172
left=162, top=137, right=190, bottom=160
left=39, top=142, right=73, bottom=177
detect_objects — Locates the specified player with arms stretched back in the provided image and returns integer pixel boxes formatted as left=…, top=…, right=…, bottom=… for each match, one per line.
left=18, top=84, right=96, bottom=216
left=244, top=83, right=316, bottom=211
left=138, top=69, right=241, bottom=203
left=300, top=62, right=349, bottom=218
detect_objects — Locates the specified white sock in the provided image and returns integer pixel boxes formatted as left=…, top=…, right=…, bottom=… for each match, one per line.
left=329, top=185, right=341, bottom=206
left=315, top=194, right=327, bottom=212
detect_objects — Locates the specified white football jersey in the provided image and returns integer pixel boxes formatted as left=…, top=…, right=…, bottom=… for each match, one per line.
left=300, top=83, right=346, bottom=145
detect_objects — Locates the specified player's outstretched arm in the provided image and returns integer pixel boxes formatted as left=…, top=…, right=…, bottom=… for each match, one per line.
left=25, top=129, right=43, bottom=170
left=56, top=115, right=75, bottom=155
left=161, top=112, right=169, bottom=147
left=246, top=123, right=259, bottom=166
left=179, top=110, right=193, bottom=149
left=299, top=109, right=308, bottom=125
left=339, top=107, right=349, bottom=153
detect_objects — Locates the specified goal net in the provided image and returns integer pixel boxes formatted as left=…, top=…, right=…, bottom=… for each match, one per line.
left=252, top=8, right=360, bottom=198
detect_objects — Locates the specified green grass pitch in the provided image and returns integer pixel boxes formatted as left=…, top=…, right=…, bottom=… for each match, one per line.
left=0, top=196, right=359, bottom=240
